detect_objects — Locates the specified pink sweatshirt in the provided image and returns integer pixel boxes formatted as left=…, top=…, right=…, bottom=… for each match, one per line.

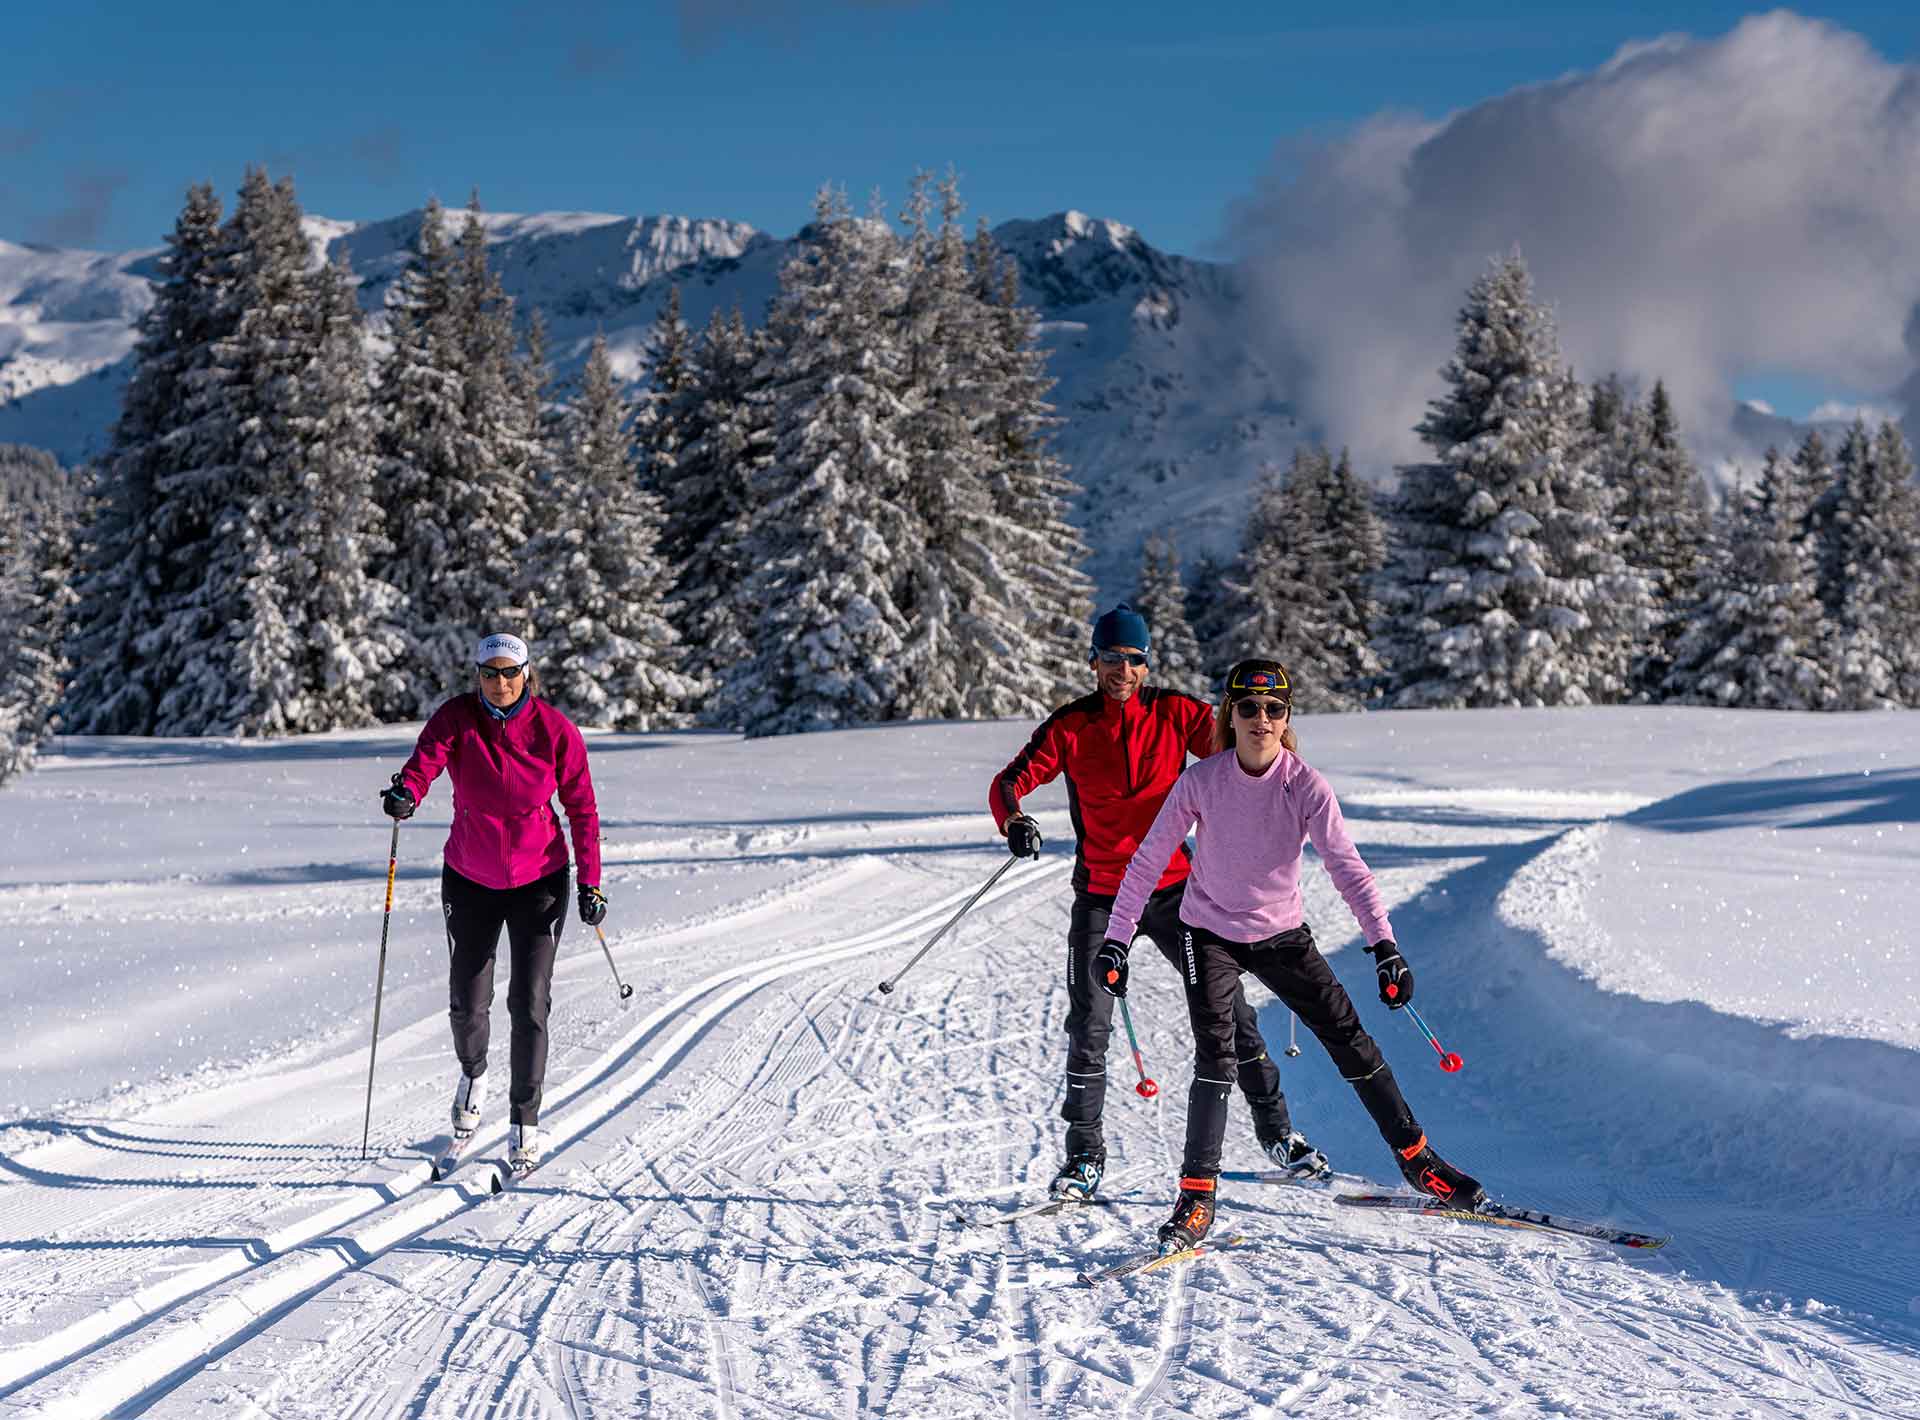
left=399, top=693, right=602, bottom=891
left=1106, top=748, right=1392, bottom=949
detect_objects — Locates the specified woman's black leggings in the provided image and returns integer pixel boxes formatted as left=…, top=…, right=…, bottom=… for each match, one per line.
left=1177, top=922, right=1424, bottom=1177
left=442, top=863, right=569, bottom=1126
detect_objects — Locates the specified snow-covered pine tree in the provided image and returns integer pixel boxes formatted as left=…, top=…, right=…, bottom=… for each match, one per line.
left=0, top=454, right=72, bottom=785
left=527, top=334, right=693, bottom=728
left=970, top=220, right=1095, bottom=704
left=374, top=198, right=535, bottom=715
left=63, top=183, right=225, bottom=734
left=1661, top=449, right=1829, bottom=708
left=1378, top=251, right=1647, bottom=707
left=1211, top=459, right=1295, bottom=668
left=713, top=187, right=914, bottom=736
left=1185, top=550, right=1232, bottom=665
left=891, top=172, right=1055, bottom=721
left=1132, top=535, right=1209, bottom=698
left=634, top=284, right=691, bottom=497
left=659, top=304, right=765, bottom=703
left=1820, top=420, right=1920, bottom=708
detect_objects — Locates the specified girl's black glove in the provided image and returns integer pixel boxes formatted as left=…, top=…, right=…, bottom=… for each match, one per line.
left=578, top=884, right=608, bottom=926
left=1368, top=940, right=1413, bottom=1009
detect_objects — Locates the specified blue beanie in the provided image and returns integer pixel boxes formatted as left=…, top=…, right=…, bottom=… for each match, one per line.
left=1091, top=602, right=1151, bottom=657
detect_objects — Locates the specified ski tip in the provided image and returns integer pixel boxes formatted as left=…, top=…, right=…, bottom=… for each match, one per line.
left=429, top=1164, right=442, bottom=1183
left=489, top=1173, right=504, bottom=1196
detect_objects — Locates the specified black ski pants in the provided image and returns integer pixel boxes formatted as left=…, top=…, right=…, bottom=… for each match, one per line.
left=1063, top=883, right=1286, bottom=1158
left=1176, top=923, right=1424, bottom=1178
left=442, top=863, right=568, bottom=1127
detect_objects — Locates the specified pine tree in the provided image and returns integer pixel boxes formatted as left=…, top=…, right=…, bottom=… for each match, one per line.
left=63, top=183, right=225, bottom=734
left=1378, top=251, right=1648, bottom=707
left=1662, top=450, right=1830, bottom=708
left=635, top=284, right=692, bottom=497
left=0, top=463, right=71, bottom=784
left=713, top=188, right=914, bottom=736
left=1821, top=420, right=1920, bottom=707
left=971, top=222, right=1095, bottom=704
left=528, top=335, right=693, bottom=728
left=1133, top=536, right=1210, bottom=698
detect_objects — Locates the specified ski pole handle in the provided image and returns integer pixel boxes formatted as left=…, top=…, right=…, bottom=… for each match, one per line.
left=594, top=923, right=634, bottom=1004
left=876, top=854, right=1020, bottom=995
left=1115, top=995, right=1159, bottom=1099
left=1403, top=1002, right=1463, bottom=1073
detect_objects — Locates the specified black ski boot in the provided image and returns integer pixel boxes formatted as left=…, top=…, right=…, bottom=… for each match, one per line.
left=1263, top=1130, right=1330, bottom=1180
left=1049, top=1150, right=1105, bottom=1201
left=1396, top=1135, right=1485, bottom=1210
left=1156, top=1176, right=1217, bottom=1255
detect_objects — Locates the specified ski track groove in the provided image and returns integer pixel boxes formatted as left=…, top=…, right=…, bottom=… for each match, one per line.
left=1120, top=1265, right=1199, bottom=1417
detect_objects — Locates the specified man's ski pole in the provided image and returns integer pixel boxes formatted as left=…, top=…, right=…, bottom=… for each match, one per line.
left=1402, top=1002, right=1463, bottom=1073
left=1115, top=995, right=1159, bottom=1099
left=594, top=924, right=634, bottom=1004
left=1285, top=1010, right=1302, bottom=1057
left=876, top=855, right=1019, bottom=995
left=361, top=805, right=402, bottom=1160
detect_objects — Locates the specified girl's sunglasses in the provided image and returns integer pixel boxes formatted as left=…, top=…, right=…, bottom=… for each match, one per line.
left=1232, top=697, right=1289, bottom=721
left=477, top=663, right=527, bottom=682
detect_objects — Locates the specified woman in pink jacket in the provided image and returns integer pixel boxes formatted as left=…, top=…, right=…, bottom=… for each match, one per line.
left=380, top=632, right=603, bottom=1175
left=1100, top=659, right=1482, bottom=1255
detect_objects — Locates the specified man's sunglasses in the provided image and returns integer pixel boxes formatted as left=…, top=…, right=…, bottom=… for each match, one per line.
left=476, top=663, right=527, bottom=682
left=1094, top=650, right=1149, bottom=668
left=1233, top=697, right=1289, bottom=721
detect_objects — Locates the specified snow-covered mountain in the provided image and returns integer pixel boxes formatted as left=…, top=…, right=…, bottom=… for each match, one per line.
left=0, top=208, right=1301, bottom=596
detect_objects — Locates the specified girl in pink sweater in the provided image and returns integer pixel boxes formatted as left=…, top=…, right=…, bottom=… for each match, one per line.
left=1101, top=659, right=1483, bottom=1254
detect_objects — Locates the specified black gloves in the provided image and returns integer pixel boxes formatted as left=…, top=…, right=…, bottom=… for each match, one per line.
left=1095, top=938, right=1130, bottom=997
left=1005, top=813, right=1043, bottom=859
left=1368, top=940, right=1413, bottom=1009
left=380, top=777, right=416, bottom=820
left=578, top=883, right=608, bottom=927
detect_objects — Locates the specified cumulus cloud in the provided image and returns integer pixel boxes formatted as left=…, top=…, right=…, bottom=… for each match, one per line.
left=1226, top=10, right=1920, bottom=471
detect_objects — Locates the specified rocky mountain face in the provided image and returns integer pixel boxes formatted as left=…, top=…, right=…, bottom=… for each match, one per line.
left=0, top=206, right=1304, bottom=597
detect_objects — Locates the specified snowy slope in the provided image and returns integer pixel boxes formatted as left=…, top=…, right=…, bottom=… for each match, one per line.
left=0, top=207, right=1298, bottom=595
left=2, top=708, right=1917, bottom=1416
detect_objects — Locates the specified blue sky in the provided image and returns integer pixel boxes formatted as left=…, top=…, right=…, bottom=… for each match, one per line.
left=5, top=3, right=1917, bottom=419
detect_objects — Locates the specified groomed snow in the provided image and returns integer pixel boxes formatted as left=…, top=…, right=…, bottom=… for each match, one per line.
left=1, top=707, right=1916, bottom=1415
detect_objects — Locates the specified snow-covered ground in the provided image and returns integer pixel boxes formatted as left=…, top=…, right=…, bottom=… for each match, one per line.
left=2, top=707, right=1917, bottom=1416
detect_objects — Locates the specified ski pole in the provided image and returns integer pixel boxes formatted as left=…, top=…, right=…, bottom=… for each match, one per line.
left=361, top=798, right=402, bottom=1160
left=1285, top=1010, right=1302, bottom=1058
left=876, top=854, right=1019, bottom=995
left=1402, top=1002, right=1463, bottom=1073
left=1114, top=994, right=1159, bottom=1099
left=594, top=924, right=634, bottom=1005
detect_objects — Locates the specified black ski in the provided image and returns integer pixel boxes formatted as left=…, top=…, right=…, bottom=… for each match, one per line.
left=1336, top=1193, right=1670, bottom=1250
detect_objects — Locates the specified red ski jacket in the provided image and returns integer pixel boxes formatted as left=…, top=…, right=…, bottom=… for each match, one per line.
left=399, top=693, right=602, bottom=891
left=990, top=685, right=1216, bottom=895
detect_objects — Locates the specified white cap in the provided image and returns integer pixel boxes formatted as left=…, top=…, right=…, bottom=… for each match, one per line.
left=474, top=632, right=530, bottom=665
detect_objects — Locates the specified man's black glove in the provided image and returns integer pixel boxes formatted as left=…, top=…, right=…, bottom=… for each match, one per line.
left=1094, top=938, right=1130, bottom=998
left=578, top=883, right=608, bottom=927
left=1368, top=940, right=1413, bottom=1009
left=1005, top=813, right=1043, bottom=859
left=380, top=778, right=416, bottom=820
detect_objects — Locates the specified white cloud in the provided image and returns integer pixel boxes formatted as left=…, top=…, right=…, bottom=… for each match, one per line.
left=1225, top=11, right=1920, bottom=471
left=1808, top=399, right=1899, bottom=425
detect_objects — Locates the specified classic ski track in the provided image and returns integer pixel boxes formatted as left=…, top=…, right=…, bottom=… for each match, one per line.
left=7, top=856, right=1067, bottom=1417
left=998, top=1243, right=1042, bottom=1420
left=1121, top=1265, right=1199, bottom=1417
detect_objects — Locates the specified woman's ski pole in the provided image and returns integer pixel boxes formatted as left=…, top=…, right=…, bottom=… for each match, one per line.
left=361, top=805, right=403, bottom=1160
left=876, top=854, right=1019, bottom=995
left=1402, top=1002, right=1463, bottom=1073
left=1285, top=1010, right=1302, bottom=1057
left=594, top=924, right=634, bottom=1004
left=1115, top=995, right=1159, bottom=1099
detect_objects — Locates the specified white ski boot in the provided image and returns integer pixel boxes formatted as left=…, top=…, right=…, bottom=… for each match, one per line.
left=507, top=1123, right=543, bottom=1177
left=451, top=1071, right=486, bottom=1142
left=1264, top=1130, right=1330, bottom=1180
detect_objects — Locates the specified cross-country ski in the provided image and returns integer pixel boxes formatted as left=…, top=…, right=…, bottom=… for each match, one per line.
left=1335, top=1192, right=1673, bottom=1250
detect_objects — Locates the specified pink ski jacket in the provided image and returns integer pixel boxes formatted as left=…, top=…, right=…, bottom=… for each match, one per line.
left=398, top=693, right=602, bottom=891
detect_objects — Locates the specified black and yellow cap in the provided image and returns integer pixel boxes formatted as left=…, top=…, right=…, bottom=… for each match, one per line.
left=1224, top=659, right=1291, bottom=705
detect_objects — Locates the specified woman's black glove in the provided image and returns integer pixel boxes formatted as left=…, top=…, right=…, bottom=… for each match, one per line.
left=1005, top=813, right=1043, bottom=859
left=578, top=883, right=608, bottom=926
left=380, top=778, right=416, bottom=820
left=1094, top=938, right=1130, bottom=997
left=1368, top=940, right=1413, bottom=1009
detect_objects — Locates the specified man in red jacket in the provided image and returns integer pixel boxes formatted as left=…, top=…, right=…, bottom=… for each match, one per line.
left=991, top=604, right=1325, bottom=1200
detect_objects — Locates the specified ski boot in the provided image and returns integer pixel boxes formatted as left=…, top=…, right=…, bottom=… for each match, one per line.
left=1156, top=1176, right=1217, bottom=1255
left=508, top=1123, right=543, bottom=1177
left=1396, top=1134, right=1485, bottom=1210
left=1262, top=1129, right=1330, bottom=1180
left=1049, top=1150, right=1105, bottom=1201
left=451, top=1071, right=486, bottom=1143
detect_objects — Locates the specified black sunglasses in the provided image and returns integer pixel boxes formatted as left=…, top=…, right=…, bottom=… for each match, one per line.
left=1094, top=650, right=1149, bottom=668
left=476, top=663, right=527, bottom=682
left=1233, top=697, right=1289, bottom=721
